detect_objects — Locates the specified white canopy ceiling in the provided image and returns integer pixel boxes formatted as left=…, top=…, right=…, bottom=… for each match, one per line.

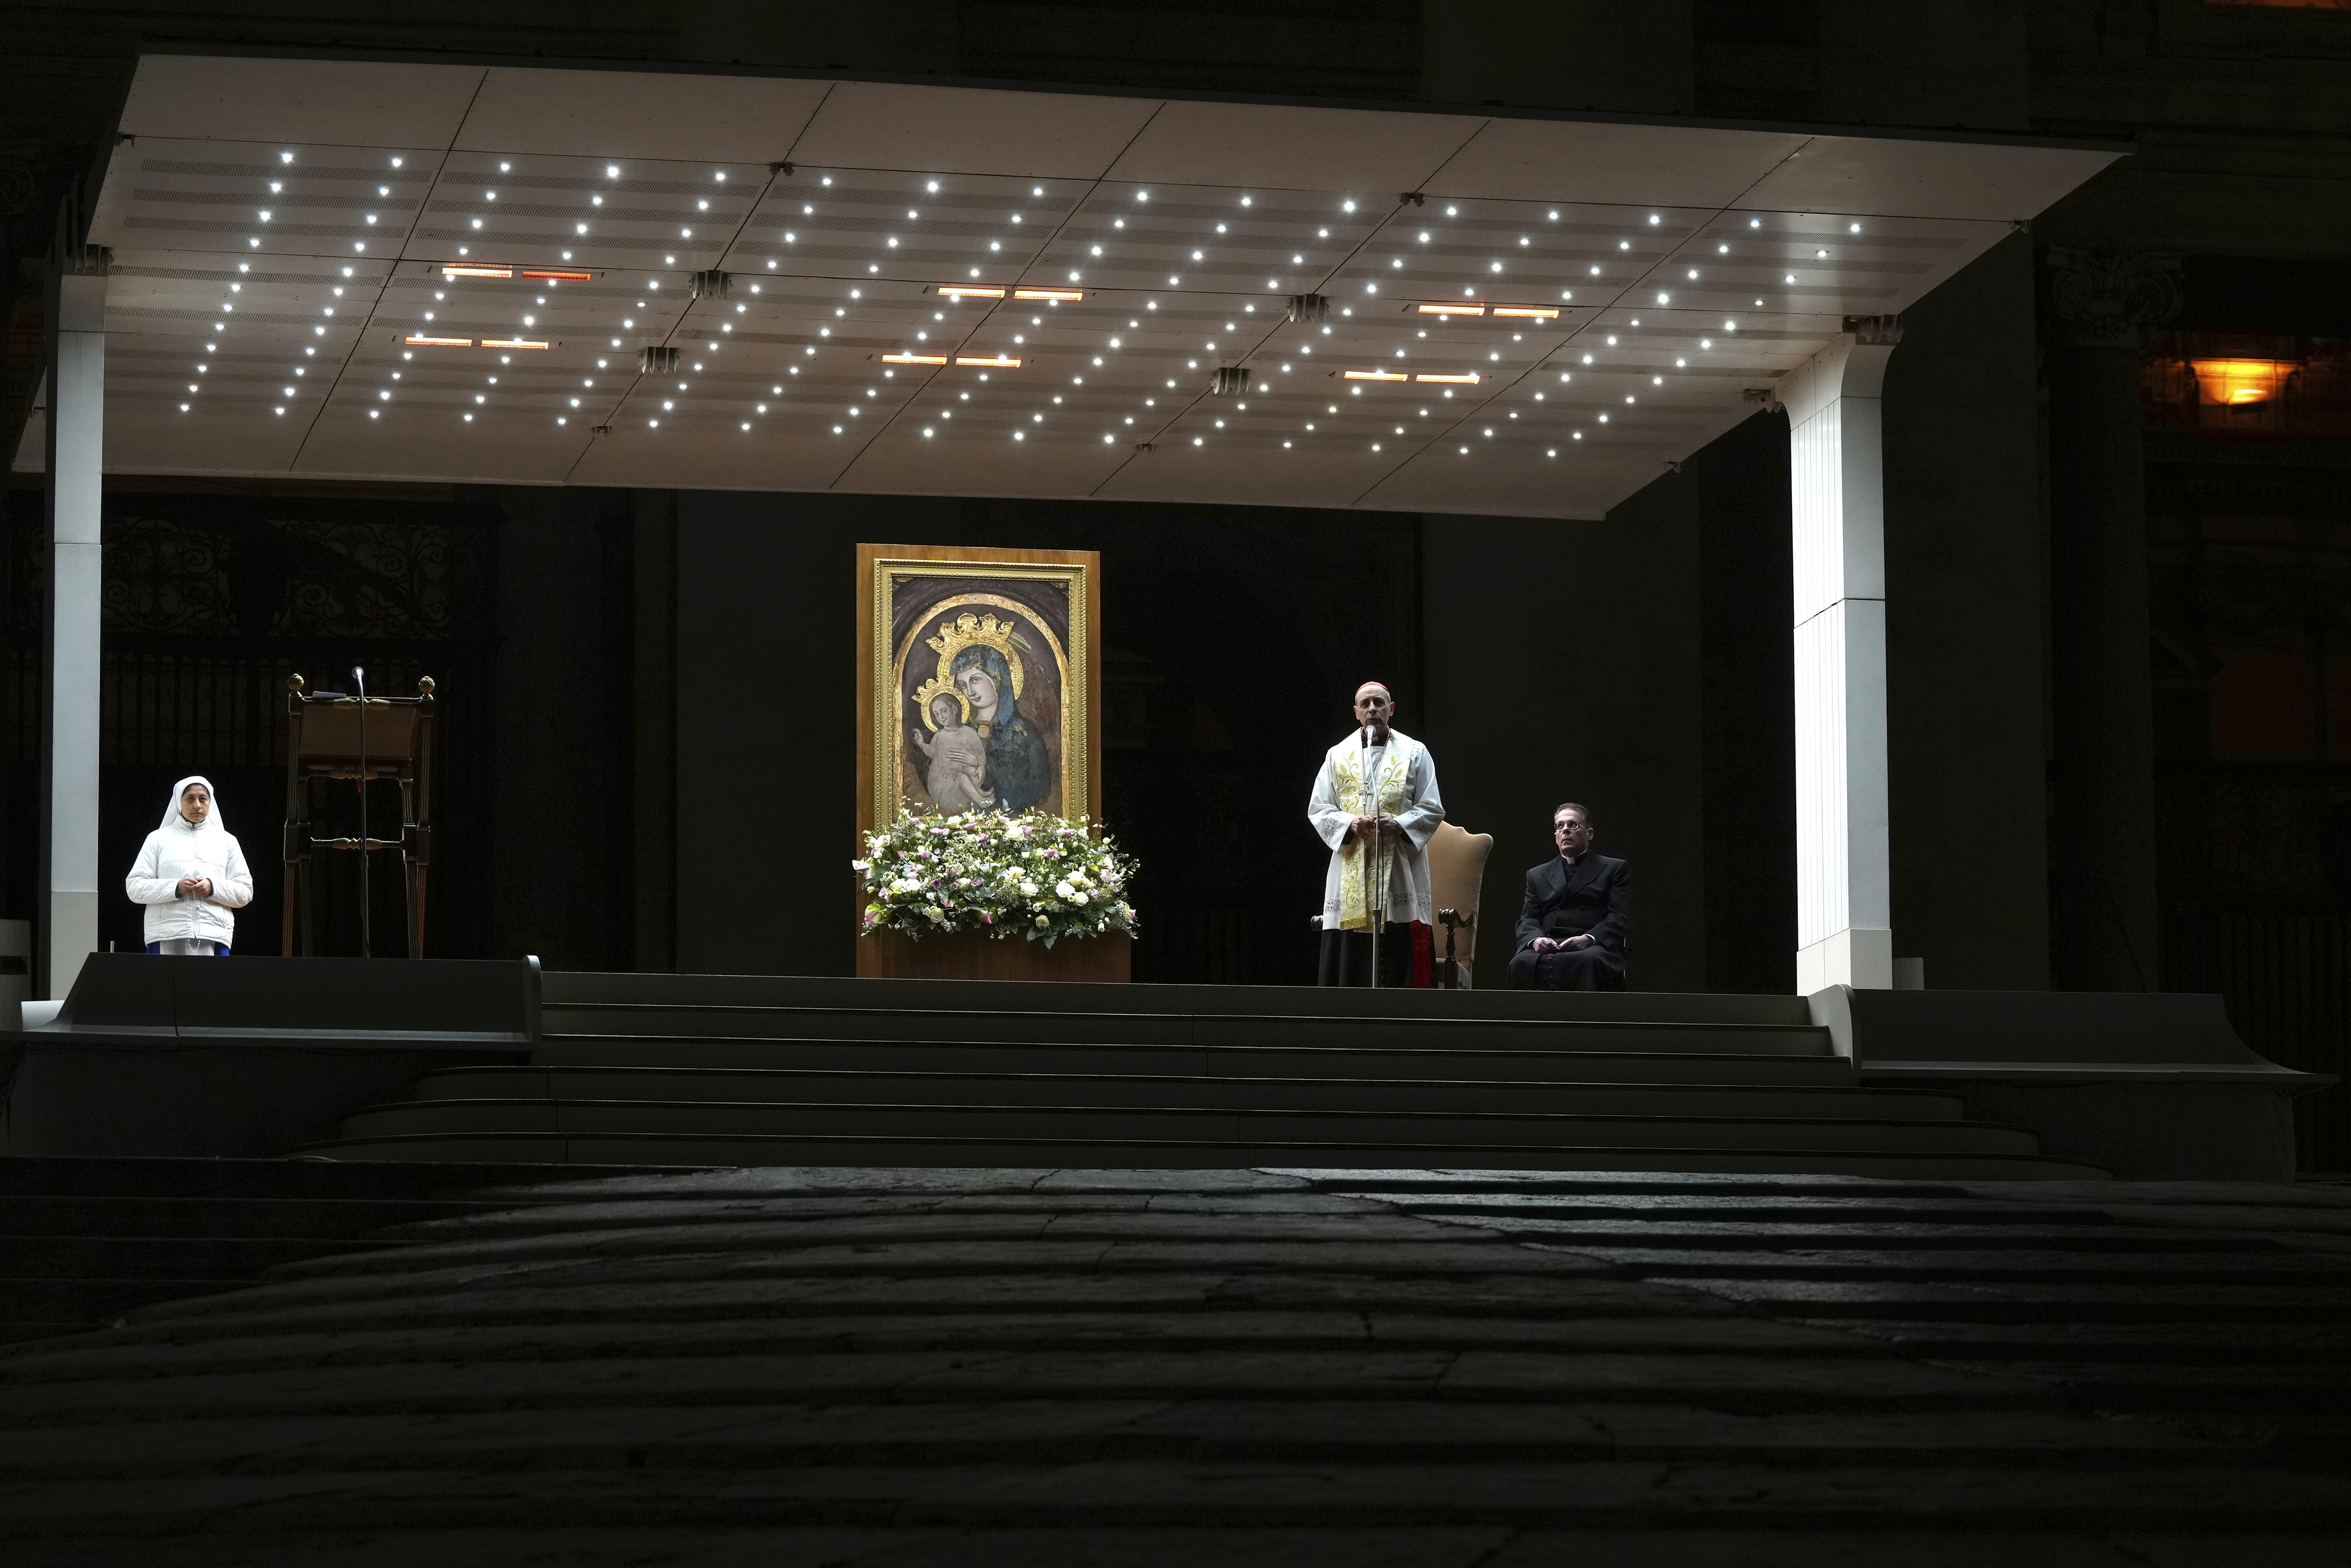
left=23, top=52, right=2119, bottom=519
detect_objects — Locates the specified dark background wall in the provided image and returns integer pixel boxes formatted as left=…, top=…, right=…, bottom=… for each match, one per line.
left=1881, top=236, right=2050, bottom=991
left=489, top=487, right=640, bottom=971
left=1420, top=477, right=1708, bottom=993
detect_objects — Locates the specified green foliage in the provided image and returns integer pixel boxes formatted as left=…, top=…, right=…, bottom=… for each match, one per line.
left=856, top=809, right=1139, bottom=948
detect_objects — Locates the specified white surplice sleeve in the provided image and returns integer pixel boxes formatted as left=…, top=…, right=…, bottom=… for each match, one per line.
left=1307, top=747, right=1355, bottom=851
left=1394, top=746, right=1443, bottom=850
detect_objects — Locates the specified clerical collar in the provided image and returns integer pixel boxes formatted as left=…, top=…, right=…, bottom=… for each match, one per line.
left=1559, top=853, right=1581, bottom=867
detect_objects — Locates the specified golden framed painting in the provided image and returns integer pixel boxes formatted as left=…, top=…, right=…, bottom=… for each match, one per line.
left=856, top=543, right=1100, bottom=839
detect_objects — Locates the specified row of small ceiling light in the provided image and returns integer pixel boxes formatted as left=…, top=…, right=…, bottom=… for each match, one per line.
left=190, top=155, right=1844, bottom=455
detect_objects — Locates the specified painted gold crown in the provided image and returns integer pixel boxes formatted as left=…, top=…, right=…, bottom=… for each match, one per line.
left=911, top=675, right=971, bottom=730
left=926, top=611, right=1029, bottom=697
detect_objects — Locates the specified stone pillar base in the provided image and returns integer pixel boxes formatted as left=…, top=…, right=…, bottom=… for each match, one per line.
left=1797, top=926, right=1893, bottom=993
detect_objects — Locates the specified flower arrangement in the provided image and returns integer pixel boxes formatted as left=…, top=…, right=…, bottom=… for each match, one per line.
left=856, top=809, right=1139, bottom=948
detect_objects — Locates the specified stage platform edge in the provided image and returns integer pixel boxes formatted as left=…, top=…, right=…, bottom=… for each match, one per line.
left=1815, top=984, right=2334, bottom=1182
left=2, top=955, right=539, bottom=1159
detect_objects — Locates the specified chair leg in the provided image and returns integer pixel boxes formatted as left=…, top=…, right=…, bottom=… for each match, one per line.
left=403, top=857, right=420, bottom=958
left=410, top=861, right=429, bottom=959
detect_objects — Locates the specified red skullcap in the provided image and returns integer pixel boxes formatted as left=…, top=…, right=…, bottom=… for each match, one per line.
left=1354, top=681, right=1391, bottom=700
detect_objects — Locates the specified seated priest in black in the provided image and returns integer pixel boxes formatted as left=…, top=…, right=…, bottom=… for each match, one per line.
left=1509, top=801, right=1634, bottom=990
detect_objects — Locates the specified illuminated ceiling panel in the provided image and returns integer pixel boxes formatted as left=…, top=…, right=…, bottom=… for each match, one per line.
left=23, top=52, right=2120, bottom=519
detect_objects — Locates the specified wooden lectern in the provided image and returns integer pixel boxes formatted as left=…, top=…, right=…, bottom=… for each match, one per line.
left=282, top=674, right=438, bottom=957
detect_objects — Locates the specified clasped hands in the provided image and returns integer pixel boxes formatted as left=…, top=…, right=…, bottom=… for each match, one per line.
left=1531, top=933, right=1594, bottom=953
left=175, top=876, right=215, bottom=900
left=1347, top=815, right=1403, bottom=844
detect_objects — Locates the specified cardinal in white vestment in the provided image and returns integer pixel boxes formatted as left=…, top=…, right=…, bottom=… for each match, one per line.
left=1308, top=681, right=1444, bottom=987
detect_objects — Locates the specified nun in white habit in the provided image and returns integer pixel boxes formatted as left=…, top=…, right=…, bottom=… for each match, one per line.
left=125, top=776, right=254, bottom=955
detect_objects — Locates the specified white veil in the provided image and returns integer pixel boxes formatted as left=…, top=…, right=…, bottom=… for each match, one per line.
left=161, top=775, right=228, bottom=836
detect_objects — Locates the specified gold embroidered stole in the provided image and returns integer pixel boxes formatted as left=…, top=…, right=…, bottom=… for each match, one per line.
left=1334, top=742, right=1411, bottom=932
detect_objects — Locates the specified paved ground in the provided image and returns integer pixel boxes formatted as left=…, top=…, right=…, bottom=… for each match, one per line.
left=3, top=1167, right=2349, bottom=1565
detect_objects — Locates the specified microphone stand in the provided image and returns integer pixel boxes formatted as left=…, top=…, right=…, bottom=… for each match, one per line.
left=1362, top=722, right=1387, bottom=991
left=353, top=665, right=369, bottom=960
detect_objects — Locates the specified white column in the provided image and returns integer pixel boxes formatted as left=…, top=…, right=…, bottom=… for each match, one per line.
left=1784, top=321, right=1901, bottom=994
left=42, top=263, right=106, bottom=998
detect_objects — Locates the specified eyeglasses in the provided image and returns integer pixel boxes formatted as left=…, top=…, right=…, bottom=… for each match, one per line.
left=1553, top=821, right=1590, bottom=832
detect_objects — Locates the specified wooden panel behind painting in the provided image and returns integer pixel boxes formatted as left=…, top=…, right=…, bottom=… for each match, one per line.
left=855, top=544, right=1102, bottom=973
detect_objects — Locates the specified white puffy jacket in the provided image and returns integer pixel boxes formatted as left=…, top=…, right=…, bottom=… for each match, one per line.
left=126, top=814, right=254, bottom=948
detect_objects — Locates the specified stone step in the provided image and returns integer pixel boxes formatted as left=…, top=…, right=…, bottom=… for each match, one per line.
left=0, top=1348, right=2070, bottom=1416
left=0, top=1235, right=427, bottom=1282
left=452, top=1171, right=2034, bottom=1204
left=543, top=1033, right=1860, bottom=1083
left=350, top=1198, right=2200, bottom=1249
left=0, top=1195, right=490, bottom=1239
left=0, top=1156, right=666, bottom=1200
left=1650, top=1274, right=2351, bottom=1322
left=1339, top=1194, right=2135, bottom=1221
left=1811, top=1320, right=2351, bottom=1363
left=539, top=972, right=1820, bottom=1033
left=1492, top=1247, right=2351, bottom=1282
left=1289, top=1219, right=2283, bottom=1252
left=0, top=1158, right=691, bottom=1345
left=390, top=982, right=2063, bottom=1180
left=0, top=1400, right=2241, bottom=1477
left=324, top=1098, right=2048, bottom=1156
left=0, top=1317, right=1892, bottom=1396
left=16, top=1459, right=2346, bottom=1534
left=545, top=1006, right=1835, bottom=1056
left=297, top=1130, right=2100, bottom=1180
left=46, top=1280, right=1769, bottom=1350
left=7, top=1167, right=2345, bottom=1555
left=0, top=1277, right=271, bottom=1340
left=415, top=1065, right=1958, bottom=1121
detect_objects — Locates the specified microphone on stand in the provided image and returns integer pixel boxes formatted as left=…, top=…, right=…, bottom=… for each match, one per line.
left=1361, top=719, right=1383, bottom=991
left=353, top=665, right=370, bottom=960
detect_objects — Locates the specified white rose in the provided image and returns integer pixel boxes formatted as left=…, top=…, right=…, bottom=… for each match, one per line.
left=1055, top=881, right=1075, bottom=898
left=1021, top=881, right=1039, bottom=897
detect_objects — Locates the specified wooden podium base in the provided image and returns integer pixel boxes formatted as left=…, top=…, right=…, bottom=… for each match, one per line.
left=857, top=927, right=1133, bottom=983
